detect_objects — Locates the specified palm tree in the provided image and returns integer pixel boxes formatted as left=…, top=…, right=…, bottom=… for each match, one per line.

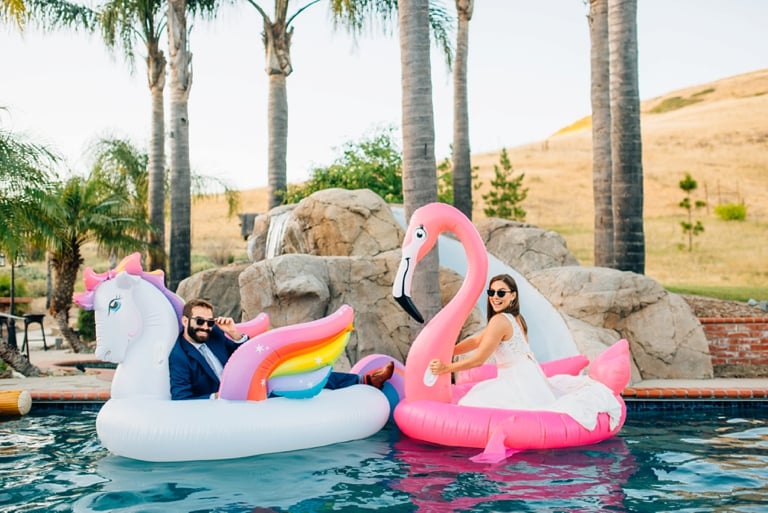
left=331, top=0, right=452, bottom=327
left=164, top=0, right=217, bottom=290
left=397, top=0, right=441, bottom=326
left=38, top=172, right=152, bottom=352
left=451, top=0, right=472, bottom=220
left=253, top=1, right=453, bottom=210
left=3, top=0, right=96, bottom=30
left=99, top=0, right=168, bottom=273
left=0, top=122, right=57, bottom=375
left=167, top=0, right=192, bottom=291
left=241, top=0, right=321, bottom=210
left=1, top=0, right=26, bottom=27
left=608, top=0, right=644, bottom=274
left=589, top=0, right=614, bottom=267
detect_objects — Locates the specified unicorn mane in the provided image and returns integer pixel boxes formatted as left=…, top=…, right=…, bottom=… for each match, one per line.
left=73, top=252, right=185, bottom=330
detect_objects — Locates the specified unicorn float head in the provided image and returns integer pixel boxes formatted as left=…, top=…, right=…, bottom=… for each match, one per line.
left=74, top=253, right=184, bottom=399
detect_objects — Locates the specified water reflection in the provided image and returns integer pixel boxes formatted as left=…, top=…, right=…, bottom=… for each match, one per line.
left=73, top=431, right=396, bottom=512
left=390, top=435, right=635, bottom=512
left=2, top=409, right=767, bottom=512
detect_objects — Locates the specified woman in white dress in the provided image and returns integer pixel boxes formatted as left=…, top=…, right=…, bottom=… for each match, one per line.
left=428, top=274, right=622, bottom=431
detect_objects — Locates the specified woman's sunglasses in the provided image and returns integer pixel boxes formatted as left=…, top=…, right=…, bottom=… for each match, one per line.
left=487, top=289, right=512, bottom=298
left=191, top=316, right=216, bottom=328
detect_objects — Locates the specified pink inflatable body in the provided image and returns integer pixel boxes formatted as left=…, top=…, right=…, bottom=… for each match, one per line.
left=392, top=203, right=631, bottom=462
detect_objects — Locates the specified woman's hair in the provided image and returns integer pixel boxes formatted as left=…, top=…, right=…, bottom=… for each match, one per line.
left=486, top=274, right=527, bottom=334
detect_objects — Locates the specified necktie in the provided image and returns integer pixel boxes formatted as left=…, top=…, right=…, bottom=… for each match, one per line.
left=199, top=343, right=224, bottom=380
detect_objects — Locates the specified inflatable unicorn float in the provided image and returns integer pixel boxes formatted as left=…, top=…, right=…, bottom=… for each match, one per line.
left=74, top=253, right=396, bottom=462
left=392, top=203, right=631, bottom=462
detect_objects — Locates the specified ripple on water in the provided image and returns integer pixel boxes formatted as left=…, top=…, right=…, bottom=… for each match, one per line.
left=0, top=408, right=766, bottom=512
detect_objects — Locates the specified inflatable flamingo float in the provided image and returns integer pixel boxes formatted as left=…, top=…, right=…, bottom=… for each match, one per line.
left=392, top=203, right=631, bottom=462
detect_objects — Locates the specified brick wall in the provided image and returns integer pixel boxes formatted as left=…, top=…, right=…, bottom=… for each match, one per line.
left=700, top=317, right=768, bottom=378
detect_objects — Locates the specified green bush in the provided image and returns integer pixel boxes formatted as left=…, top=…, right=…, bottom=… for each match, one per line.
left=282, top=128, right=403, bottom=205
left=0, top=275, right=30, bottom=314
left=77, top=308, right=96, bottom=343
left=650, top=96, right=703, bottom=114
left=482, top=148, right=527, bottom=221
left=714, top=203, right=747, bottom=221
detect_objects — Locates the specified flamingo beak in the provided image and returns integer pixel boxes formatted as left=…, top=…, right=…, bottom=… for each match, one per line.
left=395, top=294, right=424, bottom=324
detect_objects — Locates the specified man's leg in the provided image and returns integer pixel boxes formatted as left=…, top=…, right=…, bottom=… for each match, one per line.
left=324, top=361, right=395, bottom=390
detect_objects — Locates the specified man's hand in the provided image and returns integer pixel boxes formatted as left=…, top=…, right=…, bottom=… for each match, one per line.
left=215, top=317, right=243, bottom=341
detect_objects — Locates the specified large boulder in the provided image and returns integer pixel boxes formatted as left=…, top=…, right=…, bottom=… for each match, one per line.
left=529, top=266, right=713, bottom=380
left=248, top=188, right=403, bottom=260
left=176, top=263, right=250, bottom=320
left=476, top=218, right=580, bottom=274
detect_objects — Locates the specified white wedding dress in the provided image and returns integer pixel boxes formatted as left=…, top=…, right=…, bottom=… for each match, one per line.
left=457, top=313, right=623, bottom=430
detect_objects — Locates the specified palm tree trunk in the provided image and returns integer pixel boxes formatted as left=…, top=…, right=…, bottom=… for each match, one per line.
left=609, top=0, right=644, bottom=274
left=147, top=40, right=167, bottom=273
left=399, top=0, right=441, bottom=328
left=268, top=73, right=289, bottom=209
left=0, top=340, right=40, bottom=377
left=451, top=0, right=473, bottom=220
left=167, top=0, right=192, bottom=290
left=264, top=17, right=293, bottom=209
left=589, top=0, right=614, bottom=267
left=50, top=253, right=88, bottom=353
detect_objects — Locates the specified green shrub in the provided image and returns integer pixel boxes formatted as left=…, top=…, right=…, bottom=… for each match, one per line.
left=0, top=275, right=30, bottom=314
left=678, top=173, right=706, bottom=251
left=482, top=148, right=527, bottom=221
left=714, top=203, right=747, bottom=221
left=77, top=308, right=96, bottom=343
left=282, top=128, right=403, bottom=205
left=650, top=96, right=704, bottom=114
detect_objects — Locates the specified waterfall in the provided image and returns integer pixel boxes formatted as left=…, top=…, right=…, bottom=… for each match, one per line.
left=264, top=211, right=291, bottom=259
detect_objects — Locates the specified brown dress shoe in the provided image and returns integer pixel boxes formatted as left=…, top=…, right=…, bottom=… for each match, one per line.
left=363, top=361, right=395, bottom=389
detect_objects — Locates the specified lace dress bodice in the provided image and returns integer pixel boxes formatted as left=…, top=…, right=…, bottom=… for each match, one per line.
left=493, top=314, right=535, bottom=368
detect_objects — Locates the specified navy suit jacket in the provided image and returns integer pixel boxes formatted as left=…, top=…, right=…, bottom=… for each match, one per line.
left=169, top=326, right=242, bottom=400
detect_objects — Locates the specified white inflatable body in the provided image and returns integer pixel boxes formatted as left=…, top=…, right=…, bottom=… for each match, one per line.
left=74, top=253, right=390, bottom=462
left=97, top=388, right=389, bottom=462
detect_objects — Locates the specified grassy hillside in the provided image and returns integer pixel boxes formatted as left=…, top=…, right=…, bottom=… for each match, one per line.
left=193, top=70, right=768, bottom=300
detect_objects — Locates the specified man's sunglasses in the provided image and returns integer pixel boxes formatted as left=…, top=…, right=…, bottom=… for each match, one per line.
left=487, top=289, right=512, bottom=298
left=191, top=316, right=216, bottom=328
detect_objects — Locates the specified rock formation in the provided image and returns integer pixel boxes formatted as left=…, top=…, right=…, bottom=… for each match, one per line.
left=178, top=188, right=714, bottom=381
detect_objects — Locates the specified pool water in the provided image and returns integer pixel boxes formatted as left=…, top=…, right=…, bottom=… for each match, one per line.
left=1, top=405, right=766, bottom=512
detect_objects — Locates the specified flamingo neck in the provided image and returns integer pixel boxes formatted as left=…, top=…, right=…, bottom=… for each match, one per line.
left=405, top=214, right=488, bottom=403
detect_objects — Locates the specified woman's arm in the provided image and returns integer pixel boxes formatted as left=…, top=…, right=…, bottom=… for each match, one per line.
left=452, top=332, right=482, bottom=355
left=430, top=315, right=511, bottom=375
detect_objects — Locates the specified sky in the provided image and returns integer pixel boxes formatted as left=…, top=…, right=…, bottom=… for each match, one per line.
left=2, top=0, right=766, bottom=191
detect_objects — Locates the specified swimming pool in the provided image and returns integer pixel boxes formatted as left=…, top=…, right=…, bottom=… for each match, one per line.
left=1, top=404, right=766, bottom=512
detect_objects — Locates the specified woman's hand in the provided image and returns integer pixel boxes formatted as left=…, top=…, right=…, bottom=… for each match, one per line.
left=429, top=359, right=450, bottom=375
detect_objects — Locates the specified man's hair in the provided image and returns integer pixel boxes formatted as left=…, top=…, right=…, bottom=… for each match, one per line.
left=183, top=298, right=214, bottom=318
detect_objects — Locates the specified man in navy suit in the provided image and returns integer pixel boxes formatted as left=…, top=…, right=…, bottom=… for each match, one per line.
left=169, top=298, right=394, bottom=400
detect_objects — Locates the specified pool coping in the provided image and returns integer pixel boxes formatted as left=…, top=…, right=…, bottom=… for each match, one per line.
left=15, top=375, right=768, bottom=405
left=3, top=351, right=767, bottom=406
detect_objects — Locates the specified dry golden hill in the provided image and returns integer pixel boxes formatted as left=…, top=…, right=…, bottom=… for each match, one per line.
left=194, top=69, right=768, bottom=295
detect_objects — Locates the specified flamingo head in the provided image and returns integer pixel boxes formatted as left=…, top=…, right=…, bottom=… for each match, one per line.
left=393, top=203, right=462, bottom=324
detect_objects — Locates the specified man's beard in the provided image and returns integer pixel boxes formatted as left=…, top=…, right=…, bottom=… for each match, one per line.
left=187, top=324, right=211, bottom=344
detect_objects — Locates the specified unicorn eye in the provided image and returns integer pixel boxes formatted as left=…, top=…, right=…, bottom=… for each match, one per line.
left=415, top=227, right=427, bottom=239
left=108, top=297, right=122, bottom=314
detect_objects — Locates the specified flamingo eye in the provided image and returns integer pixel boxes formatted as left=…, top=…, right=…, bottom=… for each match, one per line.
left=108, top=297, right=122, bottom=314
left=415, top=227, right=427, bottom=240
